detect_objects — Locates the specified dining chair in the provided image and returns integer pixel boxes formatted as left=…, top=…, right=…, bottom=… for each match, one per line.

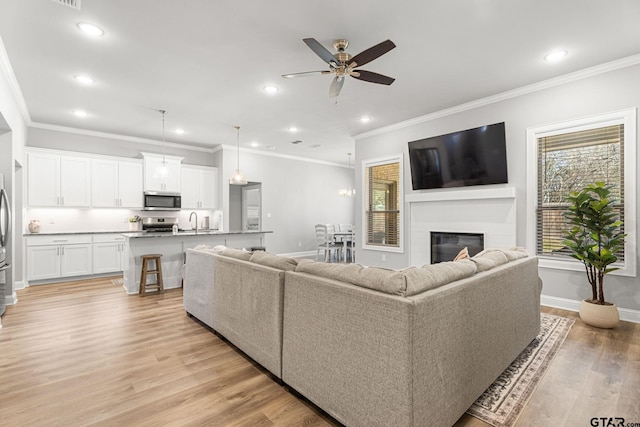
left=315, top=224, right=342, bottom=262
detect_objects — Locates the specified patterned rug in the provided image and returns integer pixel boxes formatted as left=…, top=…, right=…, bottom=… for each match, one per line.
left=466, top=313, right=574, bottom=426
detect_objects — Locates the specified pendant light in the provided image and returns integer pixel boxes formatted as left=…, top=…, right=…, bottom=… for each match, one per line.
left=156, top=109, right=169, bottom=177
left=339, top=153, right=355, bottom=197
left=229, top=125, right=248, bottom=185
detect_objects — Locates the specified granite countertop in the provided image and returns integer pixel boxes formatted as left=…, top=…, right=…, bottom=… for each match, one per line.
left=26, top=230, right=272, bottom=238
left=25, top=230, right=130, bottom=236
left=121, top=230, right=273, bottom=238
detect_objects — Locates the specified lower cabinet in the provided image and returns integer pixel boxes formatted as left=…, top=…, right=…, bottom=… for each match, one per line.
left=27, top=235, right=93, bottom=281
left=92, top=234, right=126, bottom=274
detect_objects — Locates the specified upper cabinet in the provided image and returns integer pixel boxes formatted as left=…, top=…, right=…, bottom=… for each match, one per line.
left=181, top=165, right=218, bottom=209
left=141, top=152, right=183, bottom=193
left=91, top=159, right=143, bottom=208
left=28, top=151, right=91, bottom=207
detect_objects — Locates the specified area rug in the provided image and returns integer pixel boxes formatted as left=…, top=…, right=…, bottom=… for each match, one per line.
left=466, top=313, right=574, bottom=427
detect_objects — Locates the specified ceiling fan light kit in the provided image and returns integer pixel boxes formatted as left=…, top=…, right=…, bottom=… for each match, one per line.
left=283, top=37, right=396, bottom=97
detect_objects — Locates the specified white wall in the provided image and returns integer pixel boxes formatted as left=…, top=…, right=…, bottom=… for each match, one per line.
left=355, top=62, right=640, bottom=314
left=0, top=35, right=28, bottom=302
left=220, top=146, right=355, bottom=255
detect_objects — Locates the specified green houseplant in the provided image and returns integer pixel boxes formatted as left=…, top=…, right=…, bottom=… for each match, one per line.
left=562, top=182, right=626, bottom=328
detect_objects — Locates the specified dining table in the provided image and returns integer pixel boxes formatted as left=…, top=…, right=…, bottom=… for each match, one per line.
left=331, top=230, right=355, bottom=263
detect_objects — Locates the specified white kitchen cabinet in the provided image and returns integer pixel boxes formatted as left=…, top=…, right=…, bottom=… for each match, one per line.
left=91, top=159, right=143, bottom=208
left=181, top=165, right=218, bottom=209
left=93, top=234, right=126, bottom=273
left=27, top=235, right=93, bottom=281
left=142, top=152, right=183, bottom=193
left=27, top=151, right=91, bottom=207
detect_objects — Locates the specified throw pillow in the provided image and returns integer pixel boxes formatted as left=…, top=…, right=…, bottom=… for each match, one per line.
left=453, top=246, right=469, bottom=261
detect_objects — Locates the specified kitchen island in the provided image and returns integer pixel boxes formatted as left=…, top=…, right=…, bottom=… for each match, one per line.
left=121, top=230, right=271, bottom=294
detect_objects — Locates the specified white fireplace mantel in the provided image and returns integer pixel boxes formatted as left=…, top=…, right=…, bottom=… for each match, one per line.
left=408, top=186, right=517, bottom=267
left=406, top=186, right=515, bottom=204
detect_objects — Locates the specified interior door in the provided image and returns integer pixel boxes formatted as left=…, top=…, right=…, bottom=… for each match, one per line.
left=241, top=184, right=261, bottom=231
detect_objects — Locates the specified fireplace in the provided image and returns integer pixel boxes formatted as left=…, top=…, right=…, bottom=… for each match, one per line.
left=430, top=232, right=484, bottom=264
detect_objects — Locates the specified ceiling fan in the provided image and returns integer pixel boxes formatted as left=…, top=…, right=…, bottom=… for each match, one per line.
left=282, top=38, right=396, bottom=98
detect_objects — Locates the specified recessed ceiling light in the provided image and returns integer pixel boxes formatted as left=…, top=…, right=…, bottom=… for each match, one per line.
left=263, top=85, right=279, bottom=94
left=544, top=50, right=568, bottom=63
left=72, top=110, right=88, bottom=118
left=74, top=74, right=95, bottom=85
left=174, top=128, right=185, bottom=135
left=250, top=141, right=259, bottom=147
left=77, top=22, right=104, bottom=37
left=288, top=126, right=298, bottom=133
left=360, top=116, right=371, bottom=123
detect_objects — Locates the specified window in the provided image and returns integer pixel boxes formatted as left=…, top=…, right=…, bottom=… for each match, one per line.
left=526, top=109, right=636, bottom=276
left=363, top=155, right=403, bottom=251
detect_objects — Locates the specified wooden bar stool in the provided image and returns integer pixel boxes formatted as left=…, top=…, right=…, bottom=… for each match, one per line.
left=139, top=254, right=164, bottom=296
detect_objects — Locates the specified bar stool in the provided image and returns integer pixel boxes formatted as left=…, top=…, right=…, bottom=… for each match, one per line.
left=139, top=254, right=164, bottom=296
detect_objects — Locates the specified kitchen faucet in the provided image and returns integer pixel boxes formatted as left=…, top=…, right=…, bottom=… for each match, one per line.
left=189, top=211, right=198, bottom=234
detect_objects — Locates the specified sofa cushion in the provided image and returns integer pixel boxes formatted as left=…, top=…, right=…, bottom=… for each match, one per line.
left=503, top=247, right=529, bottom=261
left=296, top=260, right=407, bottom=296
left=220, top=248, right=253, bottom=261
left=404, top=259, right=477, bottom=296
left=471, top=249, right=509, bottom=272
left=250, top=251, right=298, bottom=271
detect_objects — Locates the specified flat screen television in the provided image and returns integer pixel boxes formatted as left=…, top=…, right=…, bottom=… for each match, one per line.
left=408, top=122, right=508, bottom=190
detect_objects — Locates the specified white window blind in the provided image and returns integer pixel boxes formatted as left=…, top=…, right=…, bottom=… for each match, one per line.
left=537, top=124, right=624, bottom=261
left=365, top=161, right=400, bottom=248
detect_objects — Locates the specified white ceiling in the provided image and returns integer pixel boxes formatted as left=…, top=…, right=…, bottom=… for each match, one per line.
left=2, top=0, right=640, bottom=165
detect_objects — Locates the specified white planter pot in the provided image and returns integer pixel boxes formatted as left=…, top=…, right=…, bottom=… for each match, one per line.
left=579, top=299, right=619, bottom=329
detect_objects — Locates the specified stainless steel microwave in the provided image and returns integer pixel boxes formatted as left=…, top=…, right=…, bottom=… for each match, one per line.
left=143, top=192, right=181, bottom=211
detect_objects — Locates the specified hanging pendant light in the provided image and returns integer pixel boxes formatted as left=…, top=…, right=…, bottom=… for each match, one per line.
left=155, top=109, right=169, bottom=177
left=229, top=125, right=248, bottom=185
left=339, top=153, right=356, bottom=197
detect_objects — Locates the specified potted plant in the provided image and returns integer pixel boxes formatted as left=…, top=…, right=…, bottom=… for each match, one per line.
left=562, top=182, right=626, bottom=328
left=128, top=215, right=141, bottom=232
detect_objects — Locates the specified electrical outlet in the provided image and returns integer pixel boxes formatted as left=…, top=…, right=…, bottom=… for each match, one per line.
left=123, top=217, right=129, bottom=223
left=49, top=217, right=55, bottom=224
left=381, top=254, right=386, bottom=261
left=298, top=242, right=302, bottom=247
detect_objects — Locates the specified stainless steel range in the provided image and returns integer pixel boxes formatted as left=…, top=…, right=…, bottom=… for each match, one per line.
left=141, top=217, right=179, bottom=232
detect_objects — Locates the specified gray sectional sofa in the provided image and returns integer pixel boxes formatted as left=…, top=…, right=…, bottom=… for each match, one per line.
left=183, top=247, right=542, bottom=427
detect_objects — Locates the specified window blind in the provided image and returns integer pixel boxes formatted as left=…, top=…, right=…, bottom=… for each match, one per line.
left=536, top=124, right=624, bottom=260
left=365, top=161, right=400, bottom=247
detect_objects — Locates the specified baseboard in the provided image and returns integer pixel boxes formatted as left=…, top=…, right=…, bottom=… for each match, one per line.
left=541, top=294, right=640, bottom=324
left=14, top=280, right=26, bottom=291
left=4, top=291, right=18, bottom=306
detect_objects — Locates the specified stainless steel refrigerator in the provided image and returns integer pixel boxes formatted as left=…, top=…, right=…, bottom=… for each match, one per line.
left=0, top=173, right=11, bottom=317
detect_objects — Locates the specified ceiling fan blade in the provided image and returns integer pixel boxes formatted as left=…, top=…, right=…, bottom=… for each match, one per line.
left=347, top=39, right=396, bottom=68
left=350, top=70, right=395, bottom=85
left=329, top=76, right=345, bottom=98
left=303, top=38, right=339, bottom=67
left=282, top=70, right=332, bottom=79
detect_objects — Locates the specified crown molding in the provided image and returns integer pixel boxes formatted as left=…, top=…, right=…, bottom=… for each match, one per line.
left=0, top=35, right=31, bottom=125
left=29, top=121, right=215, bottom=153
left=218, top=143, right=348, bottom=168
left=354, top=53, right=640, bottom=140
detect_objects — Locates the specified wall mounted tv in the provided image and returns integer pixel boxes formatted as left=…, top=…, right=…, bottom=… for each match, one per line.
left=408, top=122, right=508, bottom=190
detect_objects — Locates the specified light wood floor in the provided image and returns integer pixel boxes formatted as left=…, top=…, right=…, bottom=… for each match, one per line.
left=0, top=278, right=638, bottom=427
